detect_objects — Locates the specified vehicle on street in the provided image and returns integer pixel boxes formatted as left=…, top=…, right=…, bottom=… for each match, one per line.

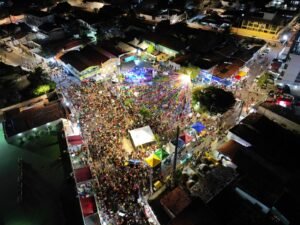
left=262, top=47, right=271, bottom=54
left=258, top=52, right=267, bottom=58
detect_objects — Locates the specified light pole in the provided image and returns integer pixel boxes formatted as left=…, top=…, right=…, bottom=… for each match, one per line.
left=172, top=126, right=180, bottom=188
left=171, top=74, right=191, bottom=187
left=282, top=34, right=288, bottom=45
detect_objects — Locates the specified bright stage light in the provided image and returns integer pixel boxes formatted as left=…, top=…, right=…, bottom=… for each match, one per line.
left=179, top=75, right=191, bottom=84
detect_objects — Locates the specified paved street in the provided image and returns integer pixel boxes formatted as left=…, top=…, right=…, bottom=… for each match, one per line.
left=0, top=45, right=43, bottom=70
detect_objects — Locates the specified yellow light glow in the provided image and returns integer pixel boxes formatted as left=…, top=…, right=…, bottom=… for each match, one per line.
left=179, top=74, right=191, bottom=84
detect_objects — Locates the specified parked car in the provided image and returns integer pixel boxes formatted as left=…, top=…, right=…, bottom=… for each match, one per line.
left=262, top=47, right=271, bottom=54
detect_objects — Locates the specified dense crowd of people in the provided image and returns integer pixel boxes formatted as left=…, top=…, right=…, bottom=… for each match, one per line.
left=115, top=74, right=192, bottom=138
left=64, top=71, right=196, bottom=225
left=67, top=81, right=156, bottom=225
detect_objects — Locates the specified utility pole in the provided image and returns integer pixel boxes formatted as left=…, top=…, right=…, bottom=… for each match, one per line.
left=172, top=126, right=180, bottom=188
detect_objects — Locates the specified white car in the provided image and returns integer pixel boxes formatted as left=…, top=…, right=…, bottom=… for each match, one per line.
left=262, top=48, right=271, bottom=54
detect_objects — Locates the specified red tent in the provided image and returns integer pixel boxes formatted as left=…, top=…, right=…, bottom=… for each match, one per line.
left=180, top=133, right=193, bottom=144
left=67, top=135, right=83, bottom=145
left=80, top=196, right=97, bottom=217
left=74, top=167, right=92, bottom=183
left=234, top=75, right=241, bottom=80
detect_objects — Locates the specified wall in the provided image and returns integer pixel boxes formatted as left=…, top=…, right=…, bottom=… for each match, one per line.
left=257, top=105, right=300, bottom=135
left=4, top=118, right=62, bottom=144
left=80, top=65, right=101, bottom=80
left=0, top=94, right=49, bottom=120
left=231, top=27, right=279, bottom=41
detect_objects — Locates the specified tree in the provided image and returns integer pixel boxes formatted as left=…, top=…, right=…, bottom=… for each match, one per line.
left=139, top=106, right=151, bottom=119
left=33, top=84, right=51, bottom=96
left=154, top=134, right=162, bottom=147
left=192, top=86, right=236, bottom=114
left=257, top=72, right=269, bottom=88
left=118, top=73, right=125, bottom=82
left=28, top=67, right=48, bottom=85
left=146, top=44, right=155, bottom=54
left=27, top=67, right=56, bottom=96
left=124, top=98, right=134, bottom=108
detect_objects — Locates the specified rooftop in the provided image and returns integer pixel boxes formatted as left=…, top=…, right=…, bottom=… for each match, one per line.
left=3, top=99, right=69, bottom=137
left=169, top=199, right=220, bottom=225
left=0, top=62, right=24, bottom=75
left=60, top=45, right=110, bottom=72
left=213, top=58, right=244, bottom=79
left=229, top=113, right=300, bottom=171
left=244, top=11, right=286, bottom=26
left=0, top=126, right=83, bottom=225
left=97, top=40, right=128, bottom=57
left=38, top=22, right=62, bottom=33
left=160, top=187, right=192, bottom=218
left=0, top=22, right=31, bottom=39
left=259, top=101, right=300, bottom=125
left=218, top=139, right=242, bottom=160
left=39, top=39, right=84, bottom=58
left=141, top=32, right=186, bottom=52
left=26, top=9, right=51, bottom=17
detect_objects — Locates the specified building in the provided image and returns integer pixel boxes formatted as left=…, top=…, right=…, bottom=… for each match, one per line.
left=187, top=13, right=231, bottom=33
left=266, top=0, right=300, bottom=12
left=136, top=8, right=186, bottom=24
left=24, top=10, right=55, bottom=29
left=275, top=31, right=300, bottom=95
left=219, top=112, right=300, bottom=225
left=60, top=42, right=127, bottom=80
left=140, top=33, right=186, bottom=57
left=160, top=187, right=192, bottom=219
left=2, top=95, right=69, bottom=141
left=37, top=22, right=66, bottom=41
left=230, top=12, right=288, bottom=41
left=0, top=63, right=32, bottom=111
left=60, top=46, right=105, bottom=80
left=255, top=101, right=300, bottom=134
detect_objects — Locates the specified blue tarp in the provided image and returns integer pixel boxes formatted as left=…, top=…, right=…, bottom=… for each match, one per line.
left=171, top=138, right=185, bottom=149
left=124, top=55, right=137, bottom=62
left=191, top=122, right=205, bottom=133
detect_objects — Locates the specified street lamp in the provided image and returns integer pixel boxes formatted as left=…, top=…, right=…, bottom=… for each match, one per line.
left=172, top=74, right=191, bottom=187
left=282, top=34, right=288, bottom=45
left=172, top=126, right=180, bottom=188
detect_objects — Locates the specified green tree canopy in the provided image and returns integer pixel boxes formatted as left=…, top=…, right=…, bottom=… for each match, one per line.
left=139, top=106, right=151, bottom=119
left=33, top=84, right=51, bottom=96
left=124, top=98, right=134, bottom=107
left=28, top=67, right=56, bottom=96
left=257, top=72, right=272, bottom=88
left=192, top=86, right=236, bottom=114
left=146, top=44, right=155, bottom=54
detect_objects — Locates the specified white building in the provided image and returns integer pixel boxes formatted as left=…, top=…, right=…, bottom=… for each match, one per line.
left=275, top=32, right=300, bottom=96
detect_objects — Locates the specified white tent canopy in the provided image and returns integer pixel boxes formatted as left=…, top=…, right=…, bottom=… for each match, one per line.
left=165, top=142, right=175, bottom=154
left=129, top=126, right=155, bottom=147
